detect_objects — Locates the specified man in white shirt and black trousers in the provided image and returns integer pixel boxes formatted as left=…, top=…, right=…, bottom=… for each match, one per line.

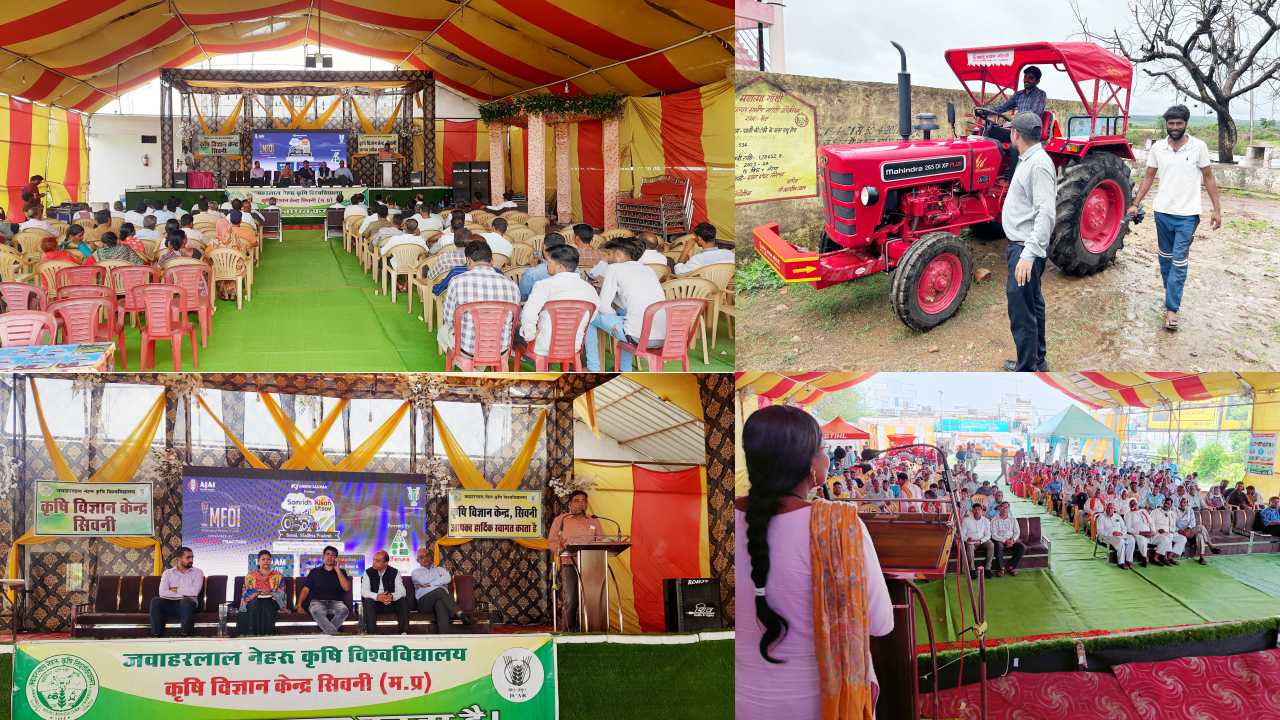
left=411, top=546, right=470, bottom=634
left=989, top=501, right=1025, bottom=576
left=361, top=550, right=410, bottom=634
left=1000, top=111, right=1056, bottom=372
left=960, top=502, right=995, bottom=580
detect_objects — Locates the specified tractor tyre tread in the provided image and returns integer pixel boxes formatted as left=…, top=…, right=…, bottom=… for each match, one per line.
left=890, top=231, right=974, bottom=332
left=1050, top=151, right=1131, bottom=276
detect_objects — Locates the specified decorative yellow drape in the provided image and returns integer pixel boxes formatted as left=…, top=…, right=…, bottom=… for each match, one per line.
left=303, top=97, right=342, bottom=130
left=573, top=389, right=599, bottom=438
left=288, top=97, right=317, bottom=129
left=28, top=378, right=73, bottom=481
left=335, top=401, right=410, bottom=472
left=217, top=98, right=243, bottom=135
left=352, top=99, right=375, bottom=133
left=431, top=406, right=547, bottom=491
left=194, top=394, right=268, bottom=469
left=90, top=393, right=164, bottom=483
left=380, top=99, right=403, bottom=133
left=258, top=392, right=348, bottom=471
left=192, top=102, right=213, bottom=134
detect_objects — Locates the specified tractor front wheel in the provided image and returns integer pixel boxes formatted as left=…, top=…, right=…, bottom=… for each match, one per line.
left=890, top=231, right=973, bottom=331
left=1050, top=152, right=1131, bottom=275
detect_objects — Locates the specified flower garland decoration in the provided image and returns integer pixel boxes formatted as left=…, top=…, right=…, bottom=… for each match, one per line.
left=423, top=457, right=452, bottom=500
left=146, top=447, right=185, bottom=489
left=478, top=93, right=625, bottom=124
left=160, top=374, right=203, bottom=402
left=549, top=468, right=596, bottom=499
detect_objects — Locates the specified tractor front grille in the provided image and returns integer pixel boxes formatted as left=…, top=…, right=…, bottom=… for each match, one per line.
left=823, top=164, right=855, bottom=234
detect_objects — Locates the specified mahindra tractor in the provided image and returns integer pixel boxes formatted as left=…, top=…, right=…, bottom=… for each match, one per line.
left=753, top=42, right=1136, bottom=331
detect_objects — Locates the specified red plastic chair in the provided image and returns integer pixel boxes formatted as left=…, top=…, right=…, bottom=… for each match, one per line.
left=163, top=264, right=214, bottom=347
left=0, top=282, right=45, bottom=312
left=55, top=285, right=126, bottom=367
left=514, top=299, right=595, bottom=371
left=130, top=283, right=198, bottom=370
left=446, top=300, right=520, bottom=371
left=613, top=298, right=707, bottom=371
left=0, top=310, right=56, bottom=347
left=55, top=264, right=108, bottom=289
left=48, top=296, right=114, bottom=344
left=111, top=266, right=156, bottom=328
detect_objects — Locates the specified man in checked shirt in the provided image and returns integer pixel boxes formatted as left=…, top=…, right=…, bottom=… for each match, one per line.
left=982, top=66, right=1047, bottom=178
left=440, top=240, right=520, bottom=357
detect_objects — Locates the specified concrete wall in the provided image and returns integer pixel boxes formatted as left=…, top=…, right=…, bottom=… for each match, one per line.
left=734, top=69, right=1098, bottom=263
left=86, top=114, right=181, bottom=205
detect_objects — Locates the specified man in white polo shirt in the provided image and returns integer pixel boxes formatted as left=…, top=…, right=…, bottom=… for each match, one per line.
left=960, top=502, right=994, bottom=580
left=1128, top=104, right=1222, bottom=332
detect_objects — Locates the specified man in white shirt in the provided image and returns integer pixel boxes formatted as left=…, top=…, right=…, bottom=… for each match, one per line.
left=410, top=546, right=469, bottom=633
left=1001, top=112, right=1055, bottom=372
left=123, top=203, right=147, bottom=227
left=1124, top=498, right=1155, bottom=567
left=379, top=219, right=428, bottom=270
left=483, top=217, right=514, bottom=259
left=1150, top=497, right=1187, bottom=565
left=960, top=503, right=994, bottom=579
left=520, top=244, right=599, bottom=362
left=1099, top=501, right=1136, bottom=569
left=674, top=222, right=732, bottom=276
left=1128, top=104, right=1222, bottom=331
left=110, top=201, right=127, bottom=221
left=430, top=216, right=467, bottom=255
left=587, top=238, right=668, bottom=371
left=486, top=191, right=519, bottom=212
left=151, top=199, right=177, bottom=226
left=343, top=193, right=368, bottom=220
left=989, top=502, right=1024, bottom=576
left=249, top=161, right=266, bottom=186
left=18, top=205, right=54, bottom=234
left=637, top=232, right=669, bottom=266
left=416, top=204, right=443, bottom=232
left=332, top=160, right=354, bottom=185
left=360, top=550, right=409, bottom=634
left=359, top=205, right=385, bottom=237
left=193, top=199, right=222, bottom=228
left=135, top=215, right=162, bottom=241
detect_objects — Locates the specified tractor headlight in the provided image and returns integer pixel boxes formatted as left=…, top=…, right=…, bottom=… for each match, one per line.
left=860, top=186, right=879, bottom=206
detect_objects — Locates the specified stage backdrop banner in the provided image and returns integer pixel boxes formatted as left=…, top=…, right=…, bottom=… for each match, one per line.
left=226, top=186, right=365, bottom=218
left=181, top=467, right=427, bottom=579
left=357, top=133, right=398, bottom=154
left=1247, top=432, right=1277, bottom=476
left=34, top=481, right=152, bottom=536
left=198, top=134, right=240, bottom=156
left=12, top=635, right=556, bottom=720
left=447, top=490, right=542, bottom=539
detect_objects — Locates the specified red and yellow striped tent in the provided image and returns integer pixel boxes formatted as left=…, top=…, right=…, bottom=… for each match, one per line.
left=735, top=371, right=876, bottom=407
left=1036, top=372, right=1256, bottom=409
left=0, top=96, right=87, bottom=211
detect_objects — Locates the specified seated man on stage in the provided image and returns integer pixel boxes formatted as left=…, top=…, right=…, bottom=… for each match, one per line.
left=295, top=160, right=316, bottom=186
left=989, top=501, right=1024, bottom=576
left=249, top=161, right=267, bottom=187
left=411, top=546, right=471, bottom=633
left=960, top=502, right=994, bottom=579
left=1257, top=496, right=1280, bottom=537
left=1100, top=501, right=1136, bottom=569
left=548, top=490, right=604, bottom=631
left=361, top=550, right=410, bottom=635
left=297, top=546, right=351, bottom=636
left=333, top=160, right=354, bottom=186
left=276, top=164, right=294, bottom=187
left=149, top=546, right=204, bottom=637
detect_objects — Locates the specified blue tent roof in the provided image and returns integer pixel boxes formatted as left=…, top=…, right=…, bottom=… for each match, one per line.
left=1032, top=405, right=1117, bottom=439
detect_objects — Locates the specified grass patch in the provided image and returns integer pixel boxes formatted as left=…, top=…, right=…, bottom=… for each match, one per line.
left=800, top=272, right=890, bottom=316
left=558, top=639, right=731, bottom=720
left=1226, top=217, right=1271, bottom=234
left=735, top=257, right=786, bottom=293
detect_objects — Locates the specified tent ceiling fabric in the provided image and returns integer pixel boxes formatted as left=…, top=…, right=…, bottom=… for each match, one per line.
left=1036, top=372, right=1257, bottom=409
left=0, top=0, right=733, bottom=112
left=735, top=372, right=877, bottom=406
left=1032, top=405, right=1118, bottom=439
left=592, top=375, right=705, bottom=465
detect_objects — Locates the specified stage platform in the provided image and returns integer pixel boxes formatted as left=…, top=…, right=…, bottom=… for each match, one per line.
left=123, top=185, right=451, bottom=220
left=912, top=461, right=1280, bottom=646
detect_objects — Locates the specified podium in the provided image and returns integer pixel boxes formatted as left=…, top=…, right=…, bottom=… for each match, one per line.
left=565, top=537, right=631, bottom=632
left=378, top=160, right=397, bottom=188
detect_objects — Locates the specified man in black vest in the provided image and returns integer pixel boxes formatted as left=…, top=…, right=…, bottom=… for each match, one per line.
left=361, top=550, right=410, bottom=634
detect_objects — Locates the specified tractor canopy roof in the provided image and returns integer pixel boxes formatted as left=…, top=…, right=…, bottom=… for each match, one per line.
left=944, top=42, right=1132, bottom=118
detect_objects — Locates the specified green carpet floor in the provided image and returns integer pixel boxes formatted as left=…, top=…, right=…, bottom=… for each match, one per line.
left=914, top=460, right=1280, bottom=644
left=113, top=229, right=736, bottom=371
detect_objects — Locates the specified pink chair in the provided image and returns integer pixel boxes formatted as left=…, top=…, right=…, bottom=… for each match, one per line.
left=55, top=264, right=108, bottom=289
left=111, top=266, right=157, bottom=328
left=613, top=298, right=707, bottom=371
left=163, top=264, right=214, bottom=347
left=0, top=282, right=45, bottom=312
left=513, top=299, right=595, bottom=371
left=48, top=297, right=115, bottom=349
left=0, top=310, right=56, bottom=347
left=130, top=284, right=198, bottom=370
left=446, top=301, right=520, bottom=371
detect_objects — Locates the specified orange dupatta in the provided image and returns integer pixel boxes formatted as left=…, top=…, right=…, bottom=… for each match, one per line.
left=809, top=499, right=874, bottom=720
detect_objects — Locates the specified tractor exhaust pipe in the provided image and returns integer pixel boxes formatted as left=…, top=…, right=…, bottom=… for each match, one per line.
left=891, top=41, right=911, bottom=141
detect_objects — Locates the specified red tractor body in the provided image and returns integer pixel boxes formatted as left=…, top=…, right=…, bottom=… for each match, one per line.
left=754, top=42, right=1137, bottom=330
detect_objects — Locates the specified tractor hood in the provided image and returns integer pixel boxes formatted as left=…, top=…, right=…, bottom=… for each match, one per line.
left=821, top=137, right=994, bottom=188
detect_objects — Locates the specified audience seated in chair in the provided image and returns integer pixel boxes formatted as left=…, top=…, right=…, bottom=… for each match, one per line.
left=439, top=240, right=520, bottom=357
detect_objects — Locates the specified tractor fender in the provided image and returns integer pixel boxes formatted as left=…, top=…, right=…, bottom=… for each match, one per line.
left=1080, top=142, right=1135, bottom=162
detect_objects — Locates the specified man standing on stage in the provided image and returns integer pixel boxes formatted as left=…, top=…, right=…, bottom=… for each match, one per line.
left=149, top=546, right=204, bottom=637
left=547, top=490, right=603, bottom=631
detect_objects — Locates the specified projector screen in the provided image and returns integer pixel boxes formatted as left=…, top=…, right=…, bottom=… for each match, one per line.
left=181, top=467, right=428, bottom=581
left=251, top=130, right=348, bottom=171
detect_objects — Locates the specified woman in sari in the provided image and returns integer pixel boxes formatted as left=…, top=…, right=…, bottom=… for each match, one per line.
left=237, top=550, right=284, bottom=637
left=88, top=232, right=143, bottom=265
left=736, top=405, right=894, bottom=720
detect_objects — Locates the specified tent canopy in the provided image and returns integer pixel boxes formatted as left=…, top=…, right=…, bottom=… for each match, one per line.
left=1037, top=372, right=1264, bottom=409
left=1032, top=405, right=1118, bottom=440
left=0, top=0, right=733, bottom=112
left=821, top=416, right=870, bottom=441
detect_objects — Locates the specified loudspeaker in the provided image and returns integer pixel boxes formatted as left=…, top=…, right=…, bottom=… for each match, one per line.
left=663, top=578, right=722, bottom=632
left=172, top=172, right=188, bottom=188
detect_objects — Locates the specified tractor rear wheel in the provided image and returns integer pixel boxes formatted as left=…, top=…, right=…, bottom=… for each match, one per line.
left=1049, top=152, right=1131, bottom=275
left=890, top=231, right=973, bottom=332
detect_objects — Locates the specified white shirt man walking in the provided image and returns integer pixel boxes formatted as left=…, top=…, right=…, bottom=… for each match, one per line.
left=1128, top=104, right=1222, bottom=332
left=1000, top=112, right=1056, bottom=372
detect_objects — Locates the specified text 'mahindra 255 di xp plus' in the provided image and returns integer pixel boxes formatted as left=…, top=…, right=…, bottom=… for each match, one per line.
left=754, top=42, right=1139, bottom=331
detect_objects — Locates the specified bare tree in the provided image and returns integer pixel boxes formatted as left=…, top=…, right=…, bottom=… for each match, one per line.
left=1075, top=0, right=1280, bottom=163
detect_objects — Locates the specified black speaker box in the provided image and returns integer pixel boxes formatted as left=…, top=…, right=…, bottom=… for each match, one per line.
left=663, top=577, right=722, bottom=632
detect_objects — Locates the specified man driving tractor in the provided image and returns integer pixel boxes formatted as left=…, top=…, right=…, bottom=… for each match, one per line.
left=983, top=66, right=1047, bottom=178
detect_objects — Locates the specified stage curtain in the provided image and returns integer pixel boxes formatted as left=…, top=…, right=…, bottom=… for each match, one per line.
left=495, top=410, right=547, bottom=490
left=194, top=394, right=268, bottom=469
left=574, top=389, right=599, bottom=438
left=90, top=392, right=165, bottom=483
left=28, top=378, right=74, bottom=481
left=45, top=106, right=87, bottom=204
left=217, top=98, right=242, bottom=135
left=335, top=401, right=410, bottom=472
left=435, top=120, right=491, bottom=185
left=431, top=406, right=488, bottom=490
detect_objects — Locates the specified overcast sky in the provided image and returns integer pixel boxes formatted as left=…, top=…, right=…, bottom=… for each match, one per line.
left=854, top=373, right=1086, bottom=416
left=781, top=0, right=1279, bottom=119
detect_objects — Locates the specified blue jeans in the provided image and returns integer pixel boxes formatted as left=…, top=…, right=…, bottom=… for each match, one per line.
left=1005, top=243, right=1046, bottom=371
left=586, top=310, right=632, bottom=371
left=1154, top=211, right=1198, bottom=312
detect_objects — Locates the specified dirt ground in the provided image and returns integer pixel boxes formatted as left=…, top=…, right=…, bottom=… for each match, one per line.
left=738, top=189, right=1280, bottom=370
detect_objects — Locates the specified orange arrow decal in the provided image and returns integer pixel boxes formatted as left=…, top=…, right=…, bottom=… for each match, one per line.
left=793, top=265, right=817, bottom=274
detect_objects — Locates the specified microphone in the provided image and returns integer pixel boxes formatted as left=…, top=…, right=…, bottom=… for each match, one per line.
left=591, top=514, right=624, bottom=536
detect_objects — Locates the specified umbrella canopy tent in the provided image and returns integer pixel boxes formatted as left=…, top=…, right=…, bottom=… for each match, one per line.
left=821, top=416, right=870, bottom=441
left=1032, top=404, right=1119, bottom=463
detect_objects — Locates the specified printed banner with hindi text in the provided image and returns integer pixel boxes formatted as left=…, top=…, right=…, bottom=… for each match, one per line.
left=447, top=490, right=542, bottom=539
left=197, top=135, right=241, bottom=157
left=226, top=187, right=366, bottom=218
left=13, top=635, right=556, bottom=720
left=1247, top=432, right=1277, bottom=476
left=34, top=481, right=152, bottom=536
